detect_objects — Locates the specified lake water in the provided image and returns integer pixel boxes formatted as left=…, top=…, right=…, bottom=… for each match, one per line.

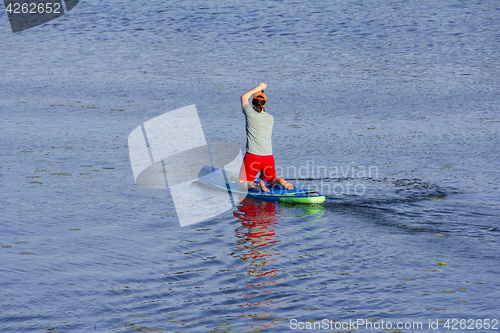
left=1, top=0, right=499, bottom=332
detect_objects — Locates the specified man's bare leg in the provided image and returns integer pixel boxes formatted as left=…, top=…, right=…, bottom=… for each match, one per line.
left=269, top=177, right=293, bottom=190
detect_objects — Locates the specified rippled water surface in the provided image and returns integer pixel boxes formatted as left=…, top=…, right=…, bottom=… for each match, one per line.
left=1, top=0, right=499, bottom=332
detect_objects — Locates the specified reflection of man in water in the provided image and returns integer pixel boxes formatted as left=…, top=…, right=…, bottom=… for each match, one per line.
left=233, top=199, right=280, bottom=279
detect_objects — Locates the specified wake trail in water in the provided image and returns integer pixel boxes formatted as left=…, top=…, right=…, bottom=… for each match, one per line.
left=314, top=177, right=463, bottom=235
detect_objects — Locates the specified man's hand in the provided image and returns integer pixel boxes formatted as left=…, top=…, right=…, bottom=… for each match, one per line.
left=242, top=82, right=268, bottom=108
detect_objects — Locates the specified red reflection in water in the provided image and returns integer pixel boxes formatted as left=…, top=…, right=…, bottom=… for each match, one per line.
left=232, top=199, right=284, bottom=328
left=233, top=198, right=281, bottom=280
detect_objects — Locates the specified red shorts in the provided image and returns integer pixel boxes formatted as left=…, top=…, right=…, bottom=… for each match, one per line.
left=239, top=153, right=277, bottom=182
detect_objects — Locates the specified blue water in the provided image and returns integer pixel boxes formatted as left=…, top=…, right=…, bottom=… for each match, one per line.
left=1, top=0, right=499, bottom=332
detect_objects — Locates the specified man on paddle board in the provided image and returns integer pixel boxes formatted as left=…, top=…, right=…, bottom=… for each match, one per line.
left=239, top=82, right=294, bottom=192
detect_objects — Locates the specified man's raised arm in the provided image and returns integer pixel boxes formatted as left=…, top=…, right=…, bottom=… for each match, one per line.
left=241, top=82, right=267, bottom=108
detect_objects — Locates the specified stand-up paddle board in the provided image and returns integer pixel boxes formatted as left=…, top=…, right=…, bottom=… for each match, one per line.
left=198, top=166, right=325, bottom=204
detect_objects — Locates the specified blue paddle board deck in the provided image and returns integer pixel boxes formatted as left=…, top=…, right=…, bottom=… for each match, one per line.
left=198, top=166, right=325, bottom=204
